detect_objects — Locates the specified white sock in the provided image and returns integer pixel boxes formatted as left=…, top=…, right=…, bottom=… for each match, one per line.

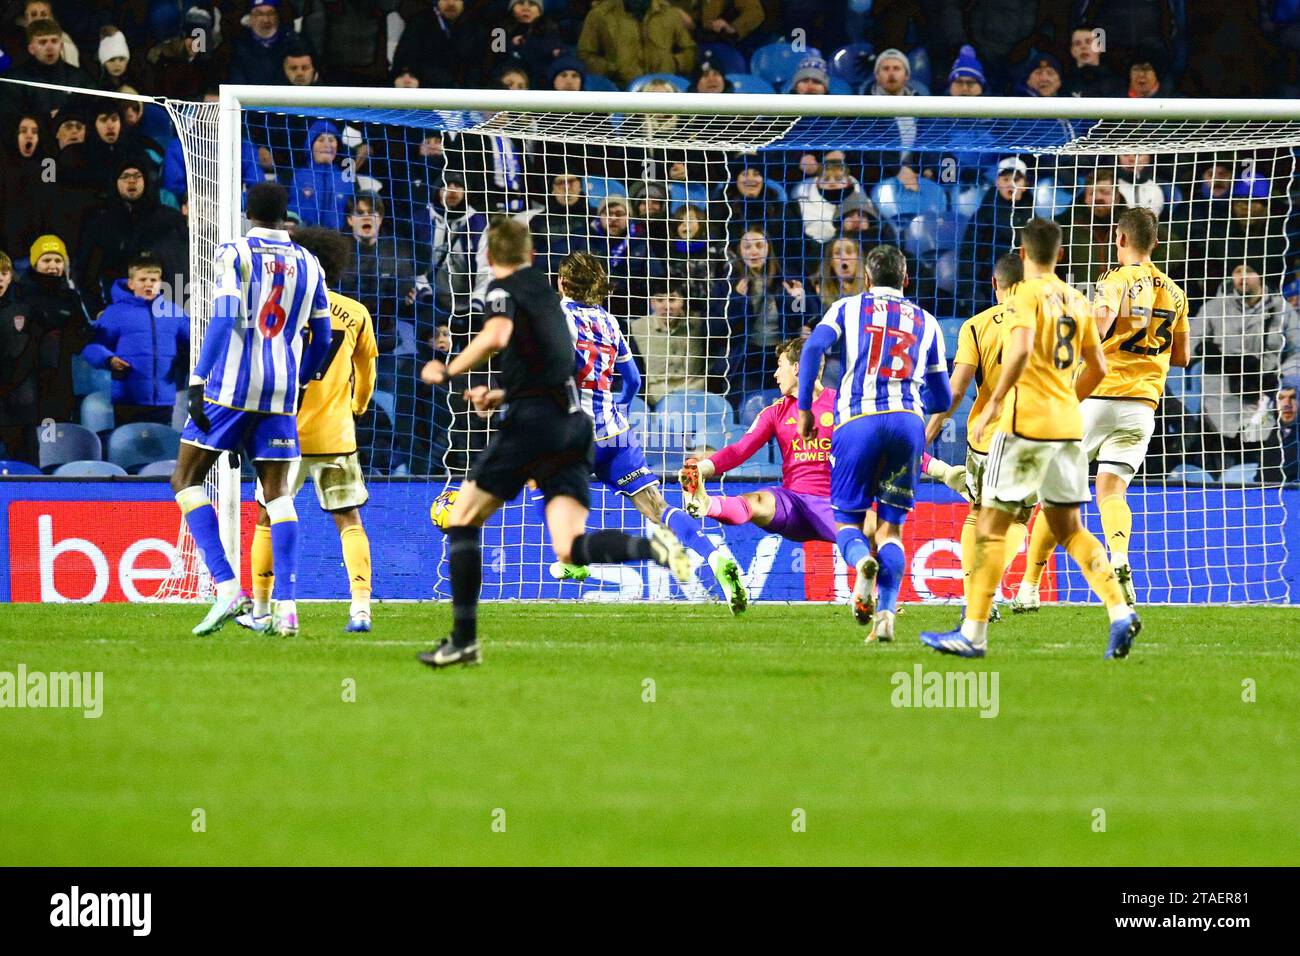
left=1106, top=602, right=1131, bottom=623
left=1017, top=581, right=1038, bottom=600
left=277, top=599, right=297, bottom=619
left=216, top=578, right=240, bottom=602
left=1110, top=550, right=1129, bottom=568
left=253, top=598, right=271, bottom=617
left=960, top=618, right=988, bottom=645
left=350, top=598, right=370, bottom=617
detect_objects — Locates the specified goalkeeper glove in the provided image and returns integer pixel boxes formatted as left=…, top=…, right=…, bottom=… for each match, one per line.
left=943, top=464, right=971, bottom=502
left=187, top=382, right=211, bottom=432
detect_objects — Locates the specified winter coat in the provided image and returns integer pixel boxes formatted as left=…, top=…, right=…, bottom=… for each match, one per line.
left=429, top=198, right=491, bottom=331
left=628, top=312, right=711, bottom=405
left=0, top=283, right=38, bottom=427
left=301, top=0, right=400, bottom=86
left=228, top=27, right=294, bottom=87
left=0, top=56, right=94, bottom=118
left=0, top=115, right=56, bottom=258
left=338, top=235, right=429, bottom=347
left=80, top=280, right=189, bottom=408
left=391, top=5, right=489, bottom=89
left=961, top=188, right=1034, bottom=311
left=5, top=270, right=92, bottom=423
left=288, top=120, right=354, bottom=230
left=578, top=0, right=697, bottom=88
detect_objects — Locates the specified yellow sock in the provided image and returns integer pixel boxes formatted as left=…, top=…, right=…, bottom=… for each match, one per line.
left=1002, top=520, right=1028, bottom=576
left=1022, top=513, right=1057, bottom=588
left=340, top=525, right=372, bottom=607
left=251, top=522, right=274, bottom=613
left=1098, top=494, right=1133, bottom=565
left=966, top=527, right=1007, bottom=624
left=960, top=511, right=978, bottom=593
left=1063, top=529, right=1126, bottom=609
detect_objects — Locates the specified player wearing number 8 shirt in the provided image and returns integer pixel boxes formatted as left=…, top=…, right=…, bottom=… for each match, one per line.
left=1016, top=207, right=1190, bottom=611
left=921, top=217, right=1140, bottom=660
left=797, top=245, right=952, bottom=641
left=171, top=184, right=333, bottom=638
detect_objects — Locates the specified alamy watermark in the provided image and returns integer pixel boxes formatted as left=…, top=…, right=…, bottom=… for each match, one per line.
left=891, top=664, right=999, bottom=718
left=0, top=665, right=103, bottom=718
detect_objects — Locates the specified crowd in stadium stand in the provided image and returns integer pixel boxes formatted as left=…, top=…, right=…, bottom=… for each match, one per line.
left=1, top=1, right=1299, bottom=486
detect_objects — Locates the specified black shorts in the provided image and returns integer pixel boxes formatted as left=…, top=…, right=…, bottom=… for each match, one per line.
left=470, top=400, right=594, bottom=508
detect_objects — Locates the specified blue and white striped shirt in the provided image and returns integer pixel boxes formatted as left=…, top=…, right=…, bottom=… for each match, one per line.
left=205, top=227, right=330, bottom=414
left=816, top=286, right=946, bottom=424
left=562, top=297, right=631, bottom=440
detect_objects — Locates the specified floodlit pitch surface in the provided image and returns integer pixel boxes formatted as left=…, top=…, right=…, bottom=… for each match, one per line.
left=1, top=603, right=1296, bottom=866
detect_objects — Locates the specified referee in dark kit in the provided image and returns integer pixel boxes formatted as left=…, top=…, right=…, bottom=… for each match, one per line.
left=418, top=217, right=690, bottom=668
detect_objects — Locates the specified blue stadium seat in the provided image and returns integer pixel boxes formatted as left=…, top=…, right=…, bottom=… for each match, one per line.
left=1170, top=463, right=1212, bottom=484
left=39, top=423, right=103, bottom=472
left=585, top=175, right=629, bottom=210
left=1167, top=363, right=1202, bottom=415
left=829, top=42, right=875, bottom=87
left=657, top=391, right=736, bottom=440
left=72, top=355, right=112, bottom=397
left=902, top=212, right=962, bottom=259
left=948, top=182, right=989, bottom=223
left=106, top=423, right=182, bottom=474
left=827, top=76, right=855, bottom=95
left=171, top=390, right=188, bottom=430
left=701, top=42, right=747, bottom=76
left=749, top=41, right=818, bottom=89
left=741, top=389, right=782, bottom=426
left=1032, top=177, right=1075, bottom=219
left=908, top=47, right=933, bottom=89
left=137, top=459, right=177, bottom=478
left=935, top=251, right=959, bottom=292
left=726, top=72, right=775, bottom=94
left=627, top=72, right=689, bottom=92
left=53, top=460, right=128, bottom=477
left=871, top=176, right=949, bottom=221
left=583, top=74, right=620, bottom=93
left=1220, top=463, right=1259, bottom=485
left=370, top=390, right=396, bottom=428
left=666, top=180, right=710, bottom=213
left=0, top=460, right=42, bottom=476
left=81, top=390, right=115, bottom=435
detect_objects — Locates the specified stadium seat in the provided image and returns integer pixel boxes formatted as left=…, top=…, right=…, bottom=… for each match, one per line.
left=627, top=72, right=689, bottom=92
left=827, top=76, right=855, bottom=95
left=871, top=176, right=949, bottom=222
left=658, top=391, right=736, bottom=439
left=370, top=390, right=397, bottom=429
left=726, top=72, right=775, bottom=94
left=1032, top=177, right=1075, bottom=219
left=585, top=175, right=629, bottom=210
left=829, top=42, right=875, bottom=88
left=749, top=41, right=819, bottom=89
left=53, top=460, right=128, bottom=477
left=72, top=355, right=112, bottom=397
left=106, top=423, right=182, bottom=474
left=0, top=459, right=42, bottom=476
left=137, top=459, right=177, bottom=478
left=948, top=182, right=989, bottom=223
left=1170, top=463, right=1212, bottom=484
left=908, top=47, right=933, bottom=89
left=935, top=251, right=959, bottom=292
left=39, top=423, right=103, bottom=472
left=700, top=42, right=747, bottom=76
left=171, top=390, right=188, bottom=430
left=1220, top=463, right=1259, bottom=485
left=81, top=390, right=115, bottom=436
left=583, top=74, right=620, bottom=93
left=666, top=180, right=710, bottom=213
left=741, top=390, right=782, bottom=426
left=902, top=212, right=962, bottom=259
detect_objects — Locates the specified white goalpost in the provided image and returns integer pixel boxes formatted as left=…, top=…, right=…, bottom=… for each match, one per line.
left=156, top=87, right=1298, bottom=605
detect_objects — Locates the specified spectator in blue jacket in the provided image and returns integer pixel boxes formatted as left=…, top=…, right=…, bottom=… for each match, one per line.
left=81, top=254, right=188, bottom=426
left=288, top=120, right=353, bottom=230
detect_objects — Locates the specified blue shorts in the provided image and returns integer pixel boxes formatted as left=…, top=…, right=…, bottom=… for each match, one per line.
left=180, top=401, right=300, bottom=460
left=830, top=412, right=924, bottom=525
left=594, top=429, right=658, bottom=497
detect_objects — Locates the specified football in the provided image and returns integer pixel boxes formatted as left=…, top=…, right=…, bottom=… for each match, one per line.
left=428, top=487, right=459, bottom=531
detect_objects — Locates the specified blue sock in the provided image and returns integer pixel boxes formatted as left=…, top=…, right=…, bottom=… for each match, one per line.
left=662, top=506, right=717, bottom=561
left=876, top=539, right=905, bottom=614
left=177, top=491, right=235, bottom=584
left=836, top=527, right=871, bottom=570
left=265, top=497, right=300, bottom=602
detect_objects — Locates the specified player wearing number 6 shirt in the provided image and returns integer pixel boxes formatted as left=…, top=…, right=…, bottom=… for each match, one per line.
left=921, top=217, right=1139, bottom=661
left=1015, top=207, right=1190, bottom=611
left=171, top=184, right=333, bottom=638
left=239, top=228, right=379, bottom=635
left=551, top=253, right=749, bottom=613
left=797, top=245, right=952, bottom=641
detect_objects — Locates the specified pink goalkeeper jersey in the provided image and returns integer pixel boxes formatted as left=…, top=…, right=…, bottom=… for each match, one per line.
left=709, top=389, right=836, bottom=496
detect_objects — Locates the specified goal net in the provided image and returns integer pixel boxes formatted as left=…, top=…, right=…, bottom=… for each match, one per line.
left=177, top=89, right=1297, bottom=606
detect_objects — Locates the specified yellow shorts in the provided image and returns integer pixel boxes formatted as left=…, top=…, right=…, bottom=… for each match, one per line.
left=256, top=452, right=369, bottom=512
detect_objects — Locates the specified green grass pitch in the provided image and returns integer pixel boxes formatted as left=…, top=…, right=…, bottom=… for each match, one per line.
left=1, top=602, right=1297, bottom=866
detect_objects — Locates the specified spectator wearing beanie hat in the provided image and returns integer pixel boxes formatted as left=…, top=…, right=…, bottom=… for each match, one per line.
left=789, top=54, right=829, bottom=94
left=548, top=54, right=586, bottom=91
left=97, top=27, right=131, bottom=91
left=143, top=6, right=222, bottom=101
left=947, top=44, right=985, bottom=96
left=229, top=0, right=292, bottom=87
left=11, top=234, right=92, bottom=424
left=867, top=48, right=920, bottom=95
left=491, top=0, right=564, bottom=88
left=1018, top=53, right=1063, bottom=97
left=690, top=47, right=733, bottom=94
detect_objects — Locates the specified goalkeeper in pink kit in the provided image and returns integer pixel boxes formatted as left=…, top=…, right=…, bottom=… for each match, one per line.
left=680, top=338, right=839, bottom=543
